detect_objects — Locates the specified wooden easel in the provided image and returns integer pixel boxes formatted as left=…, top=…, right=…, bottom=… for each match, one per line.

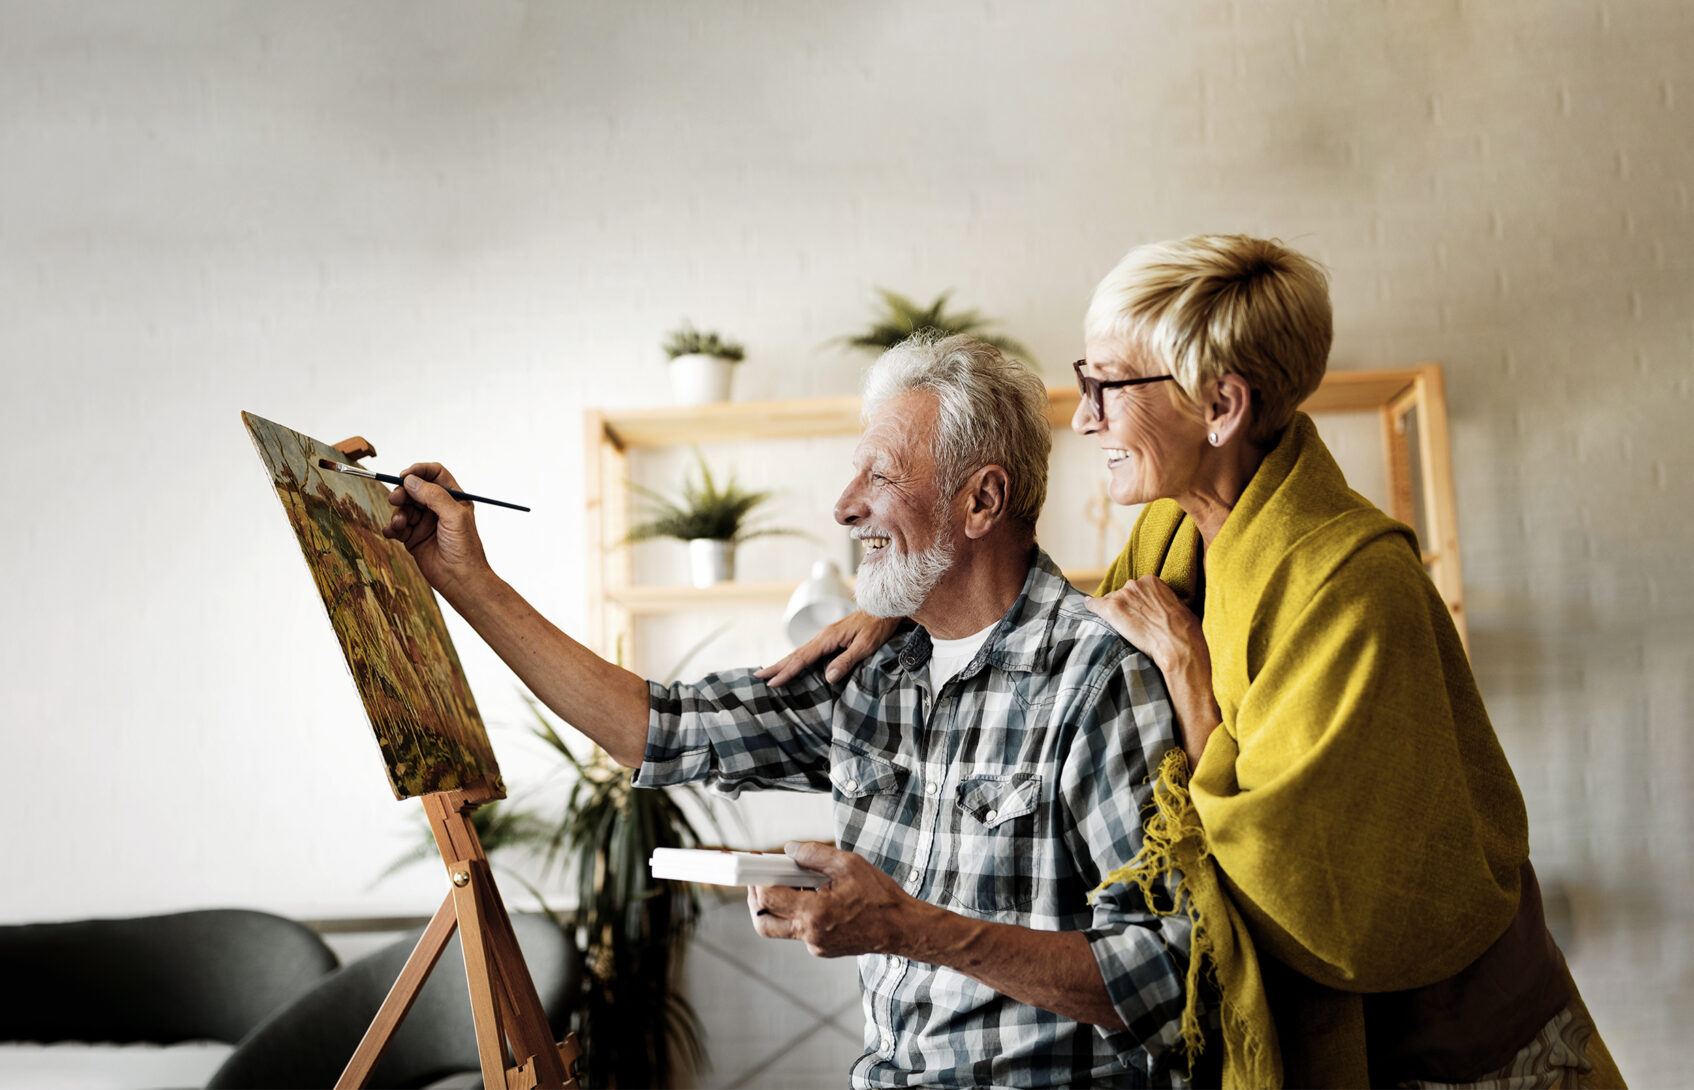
left=325, top=437, right=580, bottom=1089
left=335, top=787, right=581, bottom=1089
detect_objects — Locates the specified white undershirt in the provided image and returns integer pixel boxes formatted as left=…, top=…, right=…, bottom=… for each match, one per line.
left=927, top=624, right=996, bottom=691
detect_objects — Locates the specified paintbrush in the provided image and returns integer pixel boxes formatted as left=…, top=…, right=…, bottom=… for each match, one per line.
left=317, top=457, right=531, bottom=512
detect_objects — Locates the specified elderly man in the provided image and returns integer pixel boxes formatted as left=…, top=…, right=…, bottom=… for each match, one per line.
left=384, top=334, right=1196, bottom=1088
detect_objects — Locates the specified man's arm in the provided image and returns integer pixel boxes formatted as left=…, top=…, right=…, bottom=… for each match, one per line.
left=382, top=464, right=649, bottom=767
left=441, top=568, right=650, bottom=768
left=755, top=640, right=1195, bottom=1056
left=750, top=842, right=1126, bottom=1029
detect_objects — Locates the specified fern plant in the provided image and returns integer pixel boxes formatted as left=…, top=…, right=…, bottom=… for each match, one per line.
left=624, top=450, right=796, bottom=544
left=522, top=701, right=722, bottom=1089
left=840, top=287, right=1032, bottom=361
left=663, top=321, right=745, bottom=362
left=384, top=622, right=738, bottom=1088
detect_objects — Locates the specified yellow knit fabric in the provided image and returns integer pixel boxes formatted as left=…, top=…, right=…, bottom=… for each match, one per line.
left=1093, top=413, right=1619, bottom=1087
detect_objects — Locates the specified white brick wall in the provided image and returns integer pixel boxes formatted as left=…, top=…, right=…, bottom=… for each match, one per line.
left=2, top=2, right=1687, bottom=1084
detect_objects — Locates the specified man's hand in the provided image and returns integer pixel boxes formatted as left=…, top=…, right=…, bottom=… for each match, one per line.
left=750, top=842, right=1127, bottom=1028
left=381, top=461, right=492, bottom=598
left=747, top=841, right=928, bottom=958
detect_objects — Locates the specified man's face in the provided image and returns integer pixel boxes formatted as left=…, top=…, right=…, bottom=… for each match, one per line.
left=834, top=390, right=957, bottom=619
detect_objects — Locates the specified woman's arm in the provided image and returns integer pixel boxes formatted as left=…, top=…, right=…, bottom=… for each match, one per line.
left=755, top=611, right=902, bottom=686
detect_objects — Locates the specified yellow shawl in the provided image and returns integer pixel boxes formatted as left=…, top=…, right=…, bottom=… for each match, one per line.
left=1096, top=413, right=1532, bottom=1087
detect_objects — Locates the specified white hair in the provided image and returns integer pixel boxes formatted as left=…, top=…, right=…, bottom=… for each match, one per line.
left=860, top=333, right=1051, bottom=529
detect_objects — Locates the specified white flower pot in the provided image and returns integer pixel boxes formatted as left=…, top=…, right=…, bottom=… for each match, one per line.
left=668, top=354, right=736, bottom=406
left=688, top=538, right=736, bottom=587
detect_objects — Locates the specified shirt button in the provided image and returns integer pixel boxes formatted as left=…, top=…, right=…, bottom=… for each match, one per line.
left=985, top=809, right=998, bottom=823
left=843, top=778, right=857, bottom=791
left=880, top=1031, right=894, bottom=1052
left=907, top=869, right=921, bottom=885
left=925, top=781, right=939, bottom=795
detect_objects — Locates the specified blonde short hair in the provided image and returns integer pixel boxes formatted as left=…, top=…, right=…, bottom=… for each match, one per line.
left=1085, top=235, right=1332, bottom=443
left=862, top=333, right=1051, bottom=530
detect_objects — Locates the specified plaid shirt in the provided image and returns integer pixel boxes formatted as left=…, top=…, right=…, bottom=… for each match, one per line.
left=638, top=550, right=1193, bottom=1088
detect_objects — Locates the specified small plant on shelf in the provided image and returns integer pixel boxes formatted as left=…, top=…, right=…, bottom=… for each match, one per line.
left=663, top=322, right=745, bottom=406
left=625, top=450, right=799, bottom=586
left=662, top=321, right=745, bottom=363
left=840, top=287, right=1032, bottom=361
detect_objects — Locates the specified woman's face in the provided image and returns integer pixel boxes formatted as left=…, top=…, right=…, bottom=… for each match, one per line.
left=1072, top=339, right=1209, bottom=508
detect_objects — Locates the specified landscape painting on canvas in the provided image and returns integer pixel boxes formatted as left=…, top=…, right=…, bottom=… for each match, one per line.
left=242, top=411, right=504, bottom=801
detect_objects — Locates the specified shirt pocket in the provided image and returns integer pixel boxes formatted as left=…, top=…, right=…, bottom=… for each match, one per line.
left=944, top=771, right=1044, bottom=914
left=830, top=747, right=912, bottom=875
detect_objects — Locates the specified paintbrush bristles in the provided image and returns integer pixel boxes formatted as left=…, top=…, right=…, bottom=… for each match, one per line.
left=319, top=457, right=376, bottom=478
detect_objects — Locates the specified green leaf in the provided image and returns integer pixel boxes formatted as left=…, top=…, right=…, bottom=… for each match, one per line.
left=836, top=287, right=1034, bottom=361
left=622, top=448, right=803, bottom=545
left=662, top=320, right=745, bottom=361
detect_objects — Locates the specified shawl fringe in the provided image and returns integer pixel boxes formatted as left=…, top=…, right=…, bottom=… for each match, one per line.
left=1093, top=748, right=1282, bottom=1088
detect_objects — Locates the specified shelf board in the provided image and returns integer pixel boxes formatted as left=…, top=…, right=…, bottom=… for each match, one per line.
left=596, top=367, right=1430, bottom=451
left=599, top=396, right=863, bottom=450
left=1298, top=369, right=1422, bottom=414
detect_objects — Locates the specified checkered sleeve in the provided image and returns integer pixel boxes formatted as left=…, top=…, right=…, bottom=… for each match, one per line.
left=1061, top=645, right=1193, bottom=1073
left=635, top=663, right=839, bottom=799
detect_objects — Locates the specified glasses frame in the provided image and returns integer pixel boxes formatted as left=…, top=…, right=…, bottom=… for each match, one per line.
left=1072, top=359, right=1176, bottom=420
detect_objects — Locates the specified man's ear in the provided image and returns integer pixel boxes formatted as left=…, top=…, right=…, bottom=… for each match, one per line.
left=1205, top=373, right=1255, bottom=446
left=961, top=465, right=1010, bottom=540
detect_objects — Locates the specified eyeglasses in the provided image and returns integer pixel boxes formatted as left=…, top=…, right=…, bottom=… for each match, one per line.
left=1072, top=359, right=1176, bottom=420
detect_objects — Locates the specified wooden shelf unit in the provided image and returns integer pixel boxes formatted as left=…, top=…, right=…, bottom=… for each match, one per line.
left=585, top=363, right=1465, bottom=663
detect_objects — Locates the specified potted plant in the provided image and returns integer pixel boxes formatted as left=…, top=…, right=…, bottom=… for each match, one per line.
left=625, top=450, right=796, bottom=587
left=840, top=287, right=1033, bottom=361
left=663, top=321, right=745, bottom=406
left=386, top=626, right=736, bottom=1089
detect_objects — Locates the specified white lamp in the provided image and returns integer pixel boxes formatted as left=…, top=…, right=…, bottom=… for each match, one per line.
left=783, top=559, right=855, bottom=646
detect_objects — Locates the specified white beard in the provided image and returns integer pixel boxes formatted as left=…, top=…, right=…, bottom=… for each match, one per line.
left=854, top=532, right=955, bottom=618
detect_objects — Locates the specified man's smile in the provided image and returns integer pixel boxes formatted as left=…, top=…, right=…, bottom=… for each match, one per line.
left=855, top=532, right=892, bottom=554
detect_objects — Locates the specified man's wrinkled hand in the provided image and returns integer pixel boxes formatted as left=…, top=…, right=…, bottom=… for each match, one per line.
left=747, top=841, right=924, bottom=959
left=380, top=461, right=491, bottom=596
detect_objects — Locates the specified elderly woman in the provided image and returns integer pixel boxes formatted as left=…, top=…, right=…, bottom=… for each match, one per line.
left=761, top=236, right=1622, bottom=1088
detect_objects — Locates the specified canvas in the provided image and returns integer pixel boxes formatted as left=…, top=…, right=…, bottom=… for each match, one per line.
left=242, top=411, right=504, bottom=801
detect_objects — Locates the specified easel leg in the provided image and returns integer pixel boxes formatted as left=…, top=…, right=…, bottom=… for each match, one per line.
left=451, top=862, right=516, bottom=1084
left=335, top=894, right=459, bottom=1089
left=427, top=791, right=575, bottom=1089
left=474, top=871, right=572, bottom=1085
left=341, top=792, right=578, bottom=1090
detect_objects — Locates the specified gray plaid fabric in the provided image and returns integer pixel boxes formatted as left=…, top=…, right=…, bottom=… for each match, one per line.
left=638, top=549, right=1193, bottom=1089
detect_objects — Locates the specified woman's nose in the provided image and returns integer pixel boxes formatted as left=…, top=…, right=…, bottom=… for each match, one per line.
left=1071, top=397, right=1097, bottom=435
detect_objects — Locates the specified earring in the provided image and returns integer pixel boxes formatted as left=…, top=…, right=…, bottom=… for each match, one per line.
left=1208, top=432, right=1220, bottom=446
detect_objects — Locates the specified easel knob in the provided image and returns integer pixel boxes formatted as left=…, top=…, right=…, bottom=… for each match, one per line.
left=451, top=870, right=470, bottom=887
left=333, top=436, right=378, bottom=462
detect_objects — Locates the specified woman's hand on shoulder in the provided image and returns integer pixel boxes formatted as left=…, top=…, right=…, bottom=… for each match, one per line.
left=1086, top=577, right=1219, bottom=768
left=1085, top=576, right=1200, bottom=664
left=756, top=611, right=902, bottom=687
